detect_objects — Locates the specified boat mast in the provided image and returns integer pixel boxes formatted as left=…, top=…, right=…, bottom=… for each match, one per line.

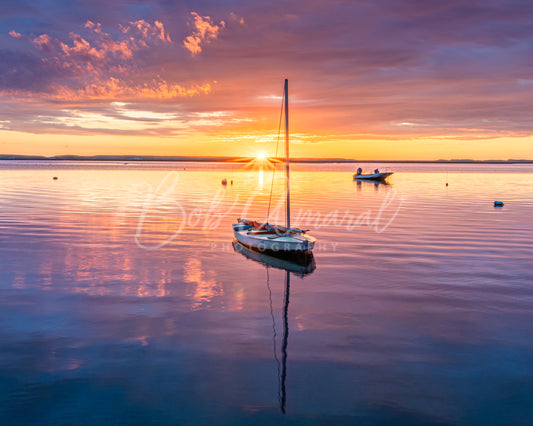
left=284, top=79, right=290, bottom=229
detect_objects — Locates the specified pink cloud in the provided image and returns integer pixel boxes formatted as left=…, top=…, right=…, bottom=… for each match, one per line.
left=59, top=33, right=92, bottom=56
left=25, top=19, right=173, bottom=76
left=183, top=12, right=225, bottom=56
left=9, top=30, right=24, bottom=40
left=4, top=19, right=211, bottom=103
left=120, top=20, right=172, bottom=43
left=229, top=12, right=245, bottom=25
left=32, top=34, right=55, bottom=52
left=84, top=21, right=102, bottom=33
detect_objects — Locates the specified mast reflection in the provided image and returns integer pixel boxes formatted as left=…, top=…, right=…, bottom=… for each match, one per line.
left=232, top=240, right=315, bottom=413
left=280, top=269, right=290, bottom=414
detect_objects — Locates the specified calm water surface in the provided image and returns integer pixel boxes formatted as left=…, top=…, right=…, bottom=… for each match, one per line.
left=1, top=161, right=532, bottom=425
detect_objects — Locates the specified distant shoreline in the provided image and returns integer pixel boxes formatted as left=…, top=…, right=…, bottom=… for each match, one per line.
left=1, top=155, right=532, bottom=164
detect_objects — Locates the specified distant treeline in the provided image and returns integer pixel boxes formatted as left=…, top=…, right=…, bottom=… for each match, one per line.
left=0, top=155, right=532, bottom=164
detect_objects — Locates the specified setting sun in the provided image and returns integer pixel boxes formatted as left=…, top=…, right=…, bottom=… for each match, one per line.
left=256, top=153, right=266, bottom=160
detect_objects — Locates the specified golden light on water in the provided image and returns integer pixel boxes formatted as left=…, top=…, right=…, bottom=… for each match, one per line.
left=258, top=167, right=264, bottom=186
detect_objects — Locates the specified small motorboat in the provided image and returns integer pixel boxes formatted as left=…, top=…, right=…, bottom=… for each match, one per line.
left=353, top=167, right=393, bottom=182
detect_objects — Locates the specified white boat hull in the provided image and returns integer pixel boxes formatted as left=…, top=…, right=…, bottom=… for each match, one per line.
left=233, top=222, right=315, bottom=252
left=353, top=172, right=393, bottom=181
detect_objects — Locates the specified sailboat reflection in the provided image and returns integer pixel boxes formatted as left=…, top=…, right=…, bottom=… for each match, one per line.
left=232, top=241, right=315, bottom=413
left=232, top=241, right=316, bottom=277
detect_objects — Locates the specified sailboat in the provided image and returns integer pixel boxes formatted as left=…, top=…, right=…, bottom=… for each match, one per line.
left=232, top=79, right=316, bottom=253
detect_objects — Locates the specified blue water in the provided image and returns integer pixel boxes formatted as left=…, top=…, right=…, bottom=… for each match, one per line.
left=1, top=161, right=533, bottom=424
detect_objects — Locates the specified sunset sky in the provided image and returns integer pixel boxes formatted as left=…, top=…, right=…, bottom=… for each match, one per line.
left=1, top=0, right=533, bottom=160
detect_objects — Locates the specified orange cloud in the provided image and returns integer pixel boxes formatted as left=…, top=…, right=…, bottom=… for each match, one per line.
left=153, top=21, right=171, bottom=42
left=183, top=12, right=225, bottom=56
left=49, top=77, right=213, bottom=101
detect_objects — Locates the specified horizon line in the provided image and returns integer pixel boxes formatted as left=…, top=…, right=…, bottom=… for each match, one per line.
left=1, top=154, right=533, bottom=164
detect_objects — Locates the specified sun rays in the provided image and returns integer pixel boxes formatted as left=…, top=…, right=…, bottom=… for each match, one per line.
left=231, top=155, right=283, bottom=171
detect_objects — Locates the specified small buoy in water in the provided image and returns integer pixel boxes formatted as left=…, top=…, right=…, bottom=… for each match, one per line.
left=53, top=177, right=58, bottom=180
left=222, top=179, right=227, bottom=185
left=446, top=182, right=448, bottom=187
left=494, top=201, right=504, bottom=207
left=231, top=180, right=233, bottom=185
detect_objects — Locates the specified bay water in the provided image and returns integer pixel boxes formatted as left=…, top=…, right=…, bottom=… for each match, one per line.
left=1, top=161, right=532, bottom=424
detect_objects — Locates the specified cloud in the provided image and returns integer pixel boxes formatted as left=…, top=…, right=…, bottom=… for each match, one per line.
left=56, top=19, right=171, bottom=64
left=16, top=19, right=172, bottom=73
left=32, top=34, right=55, bottom=52
left=2, top=19, right=206, bottom=102
left=3, top=0, right=533, bottom=148
left=229, top=12, right=245, bottom=25
left=183, top=12, right=225, bottom=56
left=0, top=49, right=58, bottom=91
left=57, top=31, right=134, bottom=62
left=120, top=19, right=172, bottom=43
left=8, top=30, right=24, bottom=39
left=51, top=77, right=213, bottom=101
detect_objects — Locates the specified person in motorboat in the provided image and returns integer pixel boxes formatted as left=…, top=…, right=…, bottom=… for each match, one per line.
left=374, top=168, right=379, bottom=174
left=357, top=167, right=362, bottom=175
